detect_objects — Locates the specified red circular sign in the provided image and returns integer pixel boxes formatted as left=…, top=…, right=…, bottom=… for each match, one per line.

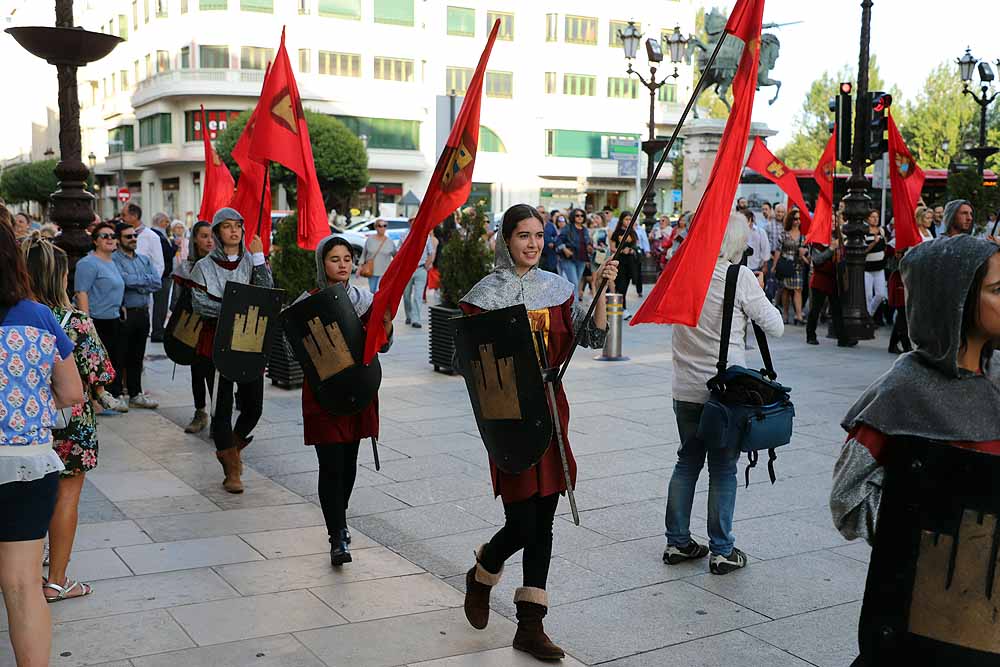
left=117, top=188, right=131, bottom=203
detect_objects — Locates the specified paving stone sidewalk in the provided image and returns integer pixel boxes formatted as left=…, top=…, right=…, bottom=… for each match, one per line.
left=0, top=294, right=896, bottom=666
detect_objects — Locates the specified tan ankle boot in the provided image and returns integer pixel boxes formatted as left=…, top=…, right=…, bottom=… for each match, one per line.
left=464, top=544, right=502, bottom=630
left=233, top=433, right=253, bottom=475
left=512, top=587, right=564, bottom=661
left=185, top=409, right=208, bottom=434
left=216, top=447, right=243, bottom=494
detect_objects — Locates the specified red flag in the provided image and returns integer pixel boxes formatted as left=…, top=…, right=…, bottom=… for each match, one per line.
left=362, top=21, right=501, bottom=363
left=197, top=106, right=236, bottom=222
left=230, top=86, right=273, bottom=253
left=807, top=133, right=837, bottom=246
left=247, top=28, right=327, bottom=251
left=887, top=111, right=925, bottom=251
left=631, top=0, right=765, bottom=327
left=746, top=137, right=812, bottom=233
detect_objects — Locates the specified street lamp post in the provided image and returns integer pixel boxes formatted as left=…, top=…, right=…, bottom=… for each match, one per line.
left=5, top=0, right=121, bottom=273
left=840, top=0, right=877, bottom=341
left=87, top=150, right=96, bottom=198
left=956, top=48, right=999, bottom=177
left=620, top=22, right=688, bottom=227
left=108, top=138, right=125, bottom=214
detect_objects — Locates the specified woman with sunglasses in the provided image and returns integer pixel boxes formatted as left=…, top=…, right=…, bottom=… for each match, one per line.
left=556, top=208, right=592, bottom=299
left=359, top=219, right=397, bottom=293
left=74, top=222, right=128, bottom=413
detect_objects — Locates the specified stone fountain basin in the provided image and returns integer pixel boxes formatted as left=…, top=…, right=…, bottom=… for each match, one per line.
left=5, top=26, right=121, bottom=66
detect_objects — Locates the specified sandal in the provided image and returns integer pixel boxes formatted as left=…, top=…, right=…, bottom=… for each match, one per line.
left=43, top=579, right=93, bottom=603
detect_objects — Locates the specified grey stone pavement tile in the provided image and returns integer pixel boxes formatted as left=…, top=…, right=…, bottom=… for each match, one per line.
left=544, top=580, right=769, bottom=664
left=115, top=494, right=221, bottom=519
left=130, top=634, right=325, bottom=667
left=295, top=607, right=516, bottom=667
left=310, top=572, right=463, bottom=622
left=33, top=299, right=899, bottom=665
left=168, top=590, right=347, bottom=646
left=115, top=535, right=264, bottom=574
left=408, top=647, right=587, bottom=666
left=74, top=519, right=152, bottom=551
left=743, top=601, right=863, bottom=667
left=601, top=629, right=813, bottom=666
left=214, top=547, right=423, bottom=595
left=45, top=609, right=194, bottom=665
left=136, top=503, right=324, bottom=541
left=0, top=568, right=239, bottom=631
left=688, top=550, right=869, bottom=619
left=239, top=525, right=377, bottom=559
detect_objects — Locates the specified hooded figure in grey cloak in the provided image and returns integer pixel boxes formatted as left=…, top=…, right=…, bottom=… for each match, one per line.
left=312, top=234, right=374, bottom=318
left=190, top=207, right=273, bottom=319
left=831, top=234, right=1000, bottom=544
left=941, top=198, right=974, bottom=237
left=461, top=216, right=607, bottom=350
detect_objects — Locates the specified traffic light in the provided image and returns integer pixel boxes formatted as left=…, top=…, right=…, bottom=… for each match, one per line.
left=867, top=91, right=892, bottom=161
left=829, top=82, right=853, bottom=165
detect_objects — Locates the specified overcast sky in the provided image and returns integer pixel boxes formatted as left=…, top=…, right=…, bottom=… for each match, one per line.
left=1, top=0, right=998, bottom=158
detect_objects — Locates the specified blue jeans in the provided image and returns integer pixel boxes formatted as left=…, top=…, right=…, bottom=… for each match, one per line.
left=403, top=266, right=427, bottom=324
left=368, top=276, right=381, bottom=293
left=664, top=400, right=738, bottom=556
left=560, top=259, right=586, bottom=293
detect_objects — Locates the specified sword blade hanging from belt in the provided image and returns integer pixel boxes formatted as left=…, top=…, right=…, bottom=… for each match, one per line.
left=370, top=436, right=381, bottom=471
left=534, top=332, right=580, bottom=526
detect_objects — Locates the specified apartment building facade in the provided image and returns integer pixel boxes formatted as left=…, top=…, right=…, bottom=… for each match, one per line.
left=69, top=0, right=695, bottom=222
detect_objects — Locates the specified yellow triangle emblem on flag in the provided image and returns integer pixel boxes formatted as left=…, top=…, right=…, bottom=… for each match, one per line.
left=271, top=92, right=299, bottom=134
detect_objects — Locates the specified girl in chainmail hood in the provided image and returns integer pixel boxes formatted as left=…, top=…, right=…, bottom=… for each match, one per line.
left=188, top=207, right=273, bottom=494
left=831, top=234, right=1000, bottom=545
left=300, top=234, right=392, bottom=567
left=459, top=204, right=618, bottom=661
left=171, top=220, right=216, bottom=434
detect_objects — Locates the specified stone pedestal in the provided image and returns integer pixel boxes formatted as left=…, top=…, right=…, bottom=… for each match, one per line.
left=679, top=119, right=777, bottom=213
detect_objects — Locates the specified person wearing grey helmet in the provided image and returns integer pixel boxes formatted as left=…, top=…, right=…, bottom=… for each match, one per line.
left=189, top=208, right=272, bottom=494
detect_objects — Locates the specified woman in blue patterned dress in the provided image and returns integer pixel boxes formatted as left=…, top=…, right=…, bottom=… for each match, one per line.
left=23, top=235, right=113, bottom=602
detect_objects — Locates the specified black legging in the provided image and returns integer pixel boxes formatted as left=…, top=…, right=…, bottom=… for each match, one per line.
left=191, top=356, right=215, bottom=411
left=888, top=305, right=911, bottom=351
left=315, top=441, right=361, bottom=539
left=92, top=317, right=121, bottom=389
left=806, top=289, right=848, bottom=343
left=615, top=253, right=638, bottom=309
left=211, top=375, right=264, bottom=451
left=480, top=493, right=559, bottom=589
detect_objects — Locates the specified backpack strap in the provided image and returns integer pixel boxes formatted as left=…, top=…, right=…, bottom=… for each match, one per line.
left=717, top=264, right=741, bottom=375
left=751, top=321, right=778, bottom=381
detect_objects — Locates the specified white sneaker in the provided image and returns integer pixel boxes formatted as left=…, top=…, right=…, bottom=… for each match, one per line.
left=112, top=396, right=129, bottom=413
left=129, top=393, right=158, bottom=409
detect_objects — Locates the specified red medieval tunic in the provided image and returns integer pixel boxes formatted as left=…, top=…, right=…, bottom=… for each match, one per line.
left=809, top=244, right=842, bottom=296
left=460, top=298, right=578, bottom=504
left=301, top=303, right=380, bottom=446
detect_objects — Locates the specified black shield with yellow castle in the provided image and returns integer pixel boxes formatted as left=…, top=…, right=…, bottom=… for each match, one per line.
left=213, top=281, right=286, bottom=383
left=280, top=284, right=382, bottom=417
left=857, top=437, right=1000, bottom=665
left=452, top=304, right=554, bottom=475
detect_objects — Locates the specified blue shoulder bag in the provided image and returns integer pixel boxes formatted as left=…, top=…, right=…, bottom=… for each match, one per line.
left=696, top=264, right=795, bottom=487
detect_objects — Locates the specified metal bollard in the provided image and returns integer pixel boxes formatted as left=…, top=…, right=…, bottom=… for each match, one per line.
left=595, top=293, right=629, bottom=361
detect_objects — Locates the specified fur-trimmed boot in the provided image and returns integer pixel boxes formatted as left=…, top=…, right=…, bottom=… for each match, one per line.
left=512, top=587, right=565, bottom=661
left=216, top=447, right=243, bottom=494
left=464, top=544, right=502, bottom=630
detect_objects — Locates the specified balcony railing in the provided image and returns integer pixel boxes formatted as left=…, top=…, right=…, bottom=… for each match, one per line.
left=132, top=68, right=266, bottom=104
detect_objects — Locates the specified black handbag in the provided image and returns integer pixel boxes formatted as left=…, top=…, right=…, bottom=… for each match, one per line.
left=696, top=265, right=795, bottom=486
left=774, top=256, right=795, bottom=280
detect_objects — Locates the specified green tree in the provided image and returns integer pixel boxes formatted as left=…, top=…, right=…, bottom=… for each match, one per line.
left=0, top=159, right=58, bottom=218
left=215, top=110, right=369, bottom=216
left=899, top=63, right=980, bottom=169
left=268, top=214, right=315, bottom=303
left=438, top=203, right=493, bottom=308
left=947, top=169, right=1000, bottom=230
left=777, top=56, right=898, bottom=168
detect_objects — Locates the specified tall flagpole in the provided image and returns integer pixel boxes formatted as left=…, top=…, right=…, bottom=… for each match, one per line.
left=557, top=33, right=729, bottom=382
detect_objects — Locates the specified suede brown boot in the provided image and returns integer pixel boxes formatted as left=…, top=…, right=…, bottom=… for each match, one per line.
left=233, top=434, right=253, bottom=475
left=512, top=587, right=565, bottom=661
left=464, top=544, right=502, bottom=630
left=216, top=447, right=243, bottom=494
